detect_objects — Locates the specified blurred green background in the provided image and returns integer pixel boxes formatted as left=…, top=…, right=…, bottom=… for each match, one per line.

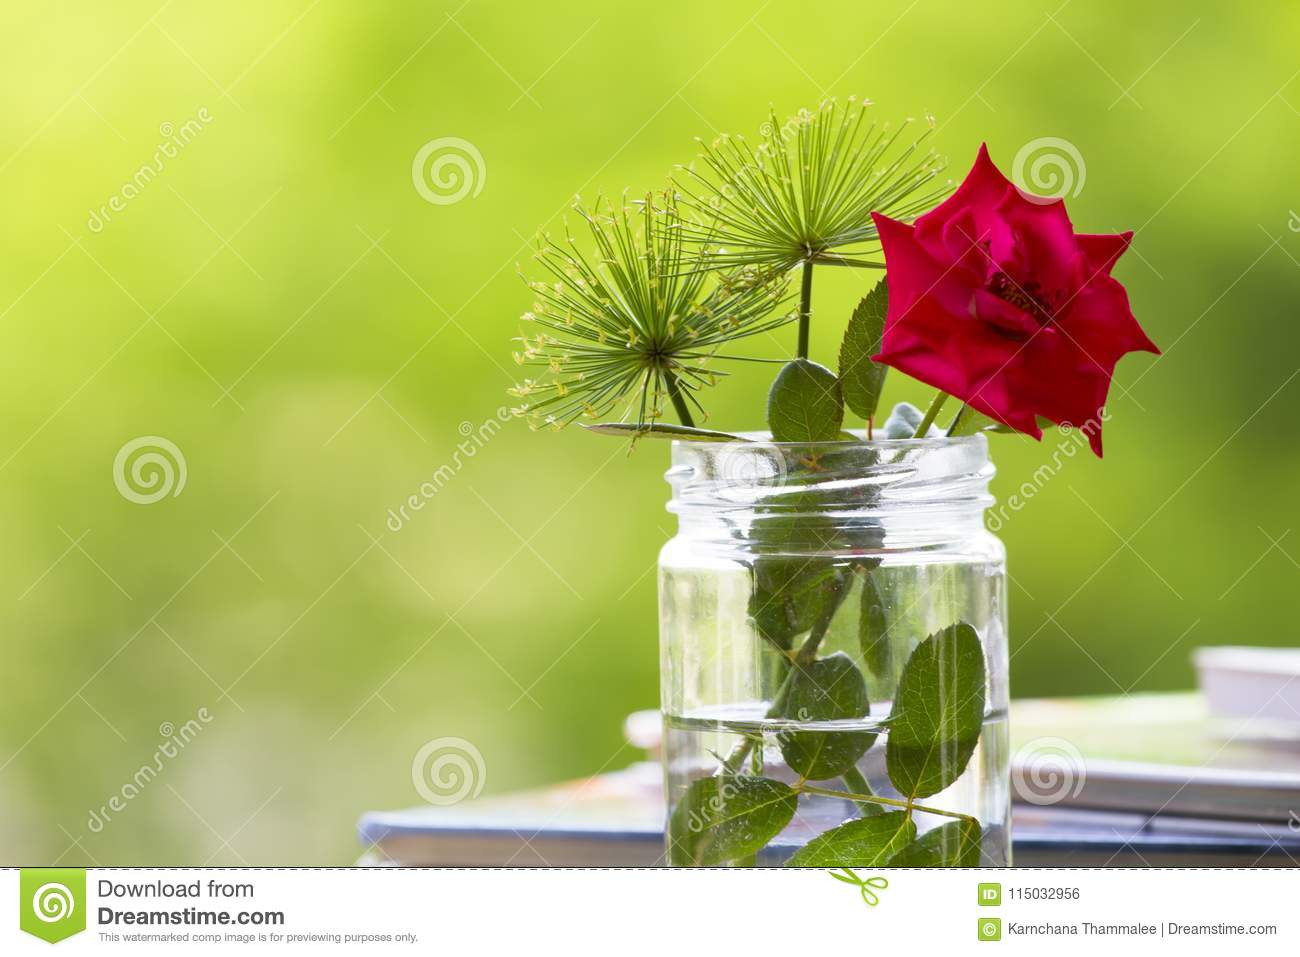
left=2, top=0, right=1297, bottom=864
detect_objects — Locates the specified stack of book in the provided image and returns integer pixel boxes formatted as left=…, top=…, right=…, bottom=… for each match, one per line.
left=360, top=648, right=1300, bottom=867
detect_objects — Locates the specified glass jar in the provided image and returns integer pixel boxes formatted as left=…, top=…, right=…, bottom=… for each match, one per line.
left=659, top=434, right=1009, bottom=867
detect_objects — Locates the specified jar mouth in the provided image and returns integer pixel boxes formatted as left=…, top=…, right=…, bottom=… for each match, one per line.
left=670, top=430, right=988, bottom=451
left=665, top=431, right=994, bottom=523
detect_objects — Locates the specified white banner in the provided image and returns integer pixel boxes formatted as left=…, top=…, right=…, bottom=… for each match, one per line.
left=5, top=868, right=1296, bottom=953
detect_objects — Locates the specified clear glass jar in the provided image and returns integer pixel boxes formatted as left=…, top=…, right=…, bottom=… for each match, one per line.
left=659, top=434, right=1009, bottom=867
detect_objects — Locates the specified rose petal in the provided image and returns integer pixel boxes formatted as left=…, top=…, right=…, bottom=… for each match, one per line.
left=915, top=143, right=1010, bottom=232
left=873, top=145, right=1157, bottom=457
left=1077, top=231, right=1133, bottom=278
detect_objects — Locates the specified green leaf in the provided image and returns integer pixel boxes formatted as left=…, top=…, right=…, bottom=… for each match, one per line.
left=667, top=775, right=798, bottom=865
left=858, top=571, right=891, bottom=679
left=582, top=422, right=744, bottom=442
left=885, top=621, right=987, bottom=800
left=748, top=510, right=847, bottom=651
left=945, top=406, right=1009, bottom=437
left=767, top=359, right=844, bottom=442
left=785, top=811, right=916, bottom=867
left=880, top=401, right=940, bottom=439
left=888, top=818, right=983, bottom=867
left=751, top=563, right=845, bottom=651
left=776, top=653, right=876, bottom=780
left=838, top=283, right=889, bottom=421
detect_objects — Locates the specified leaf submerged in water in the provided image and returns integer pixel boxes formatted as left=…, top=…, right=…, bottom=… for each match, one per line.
left=667, top=775, right=797, bottom=866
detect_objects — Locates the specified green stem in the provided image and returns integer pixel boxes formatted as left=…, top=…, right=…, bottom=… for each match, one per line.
left=796, top=259, right=814, bottom=359
left=721, top=592, right=843, bottom=774
left=798, top=783, right=978, bottom=824
left=664, top=370, right=695, bottom=427
left=945, top=403, right=969, bottom=437
left=913, top=390, right=950, bottom=438
left=722, top=658, right=795, bottom=773
left=722, top=739, right=757, bottom=774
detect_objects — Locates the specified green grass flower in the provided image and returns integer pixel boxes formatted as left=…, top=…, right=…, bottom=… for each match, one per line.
left=675, top=98, right=948, bottom=272
left=509, top=193, right=795, bottom=430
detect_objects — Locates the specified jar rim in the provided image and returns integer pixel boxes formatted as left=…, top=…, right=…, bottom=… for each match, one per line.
left=669, top=430, right=988, bottom=451
left=666, top=430, right=994, bottom=525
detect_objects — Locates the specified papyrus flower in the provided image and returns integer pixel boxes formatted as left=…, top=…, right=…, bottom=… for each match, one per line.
left=510, top=194, right=794, bottom=429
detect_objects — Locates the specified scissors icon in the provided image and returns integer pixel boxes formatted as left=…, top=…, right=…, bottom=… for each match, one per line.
left=828, top=868, right=889, bottom=906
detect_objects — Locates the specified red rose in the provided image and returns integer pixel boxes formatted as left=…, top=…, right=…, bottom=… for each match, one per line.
left=871, top=144, right=1158, bottom=456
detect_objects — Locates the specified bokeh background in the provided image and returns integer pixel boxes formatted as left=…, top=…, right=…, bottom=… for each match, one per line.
left=2, top=0, right=1297, bottom=864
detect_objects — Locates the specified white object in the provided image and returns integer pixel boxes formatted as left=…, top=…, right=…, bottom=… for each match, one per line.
left=1194, top=646, right=1300, bottom=723
left=623, top=709, right=663, bottom=756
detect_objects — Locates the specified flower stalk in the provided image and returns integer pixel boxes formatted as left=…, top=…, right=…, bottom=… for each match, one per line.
left=797, top=259, right=814, bottom=359
left=913, top=391, right=950, bottom=438
left=663, top=370, right=695, bottom=428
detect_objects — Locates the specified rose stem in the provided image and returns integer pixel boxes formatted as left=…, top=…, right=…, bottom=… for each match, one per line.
left=664, top=370, right=695, bottom=427
left=945, top=403, right=969, bottom=437
left=913, top=390, right=950, bottom=437
left=796, top=259, right=814, bottom=359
